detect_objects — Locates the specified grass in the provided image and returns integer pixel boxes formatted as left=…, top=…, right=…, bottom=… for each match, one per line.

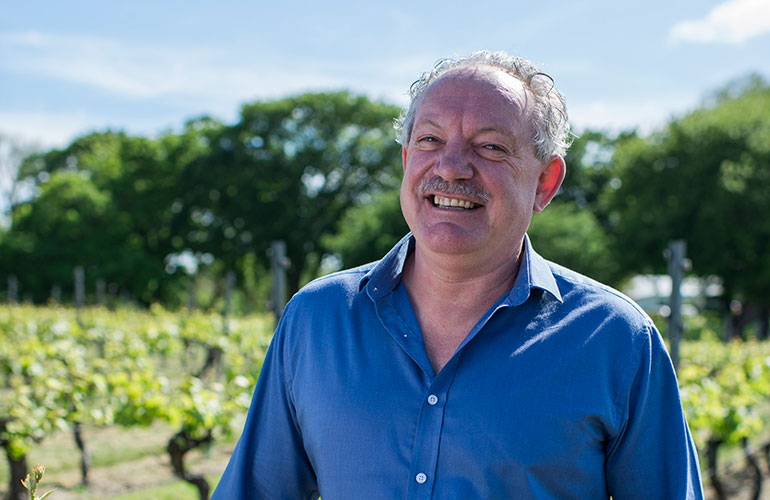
left=0, top=421, right=236, bottom=499
left=83, top=474, right=221, bottom=500
left=2, top=403, right=766, bottom=499
left=0, top=422, right=175, bottom=485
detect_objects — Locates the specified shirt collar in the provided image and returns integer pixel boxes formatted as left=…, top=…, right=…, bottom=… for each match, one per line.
left=358, top=233, right=413, bottom=299
left=508, top=234, right=564, bottom=305
left=360, top=233, right=563, bottom=304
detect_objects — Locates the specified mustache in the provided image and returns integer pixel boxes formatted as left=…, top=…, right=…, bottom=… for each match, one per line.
left=417, top=177, right=491, bottom=204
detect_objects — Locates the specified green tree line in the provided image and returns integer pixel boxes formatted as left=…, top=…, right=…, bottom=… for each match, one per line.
left=1, top=76, right=769, bottom=336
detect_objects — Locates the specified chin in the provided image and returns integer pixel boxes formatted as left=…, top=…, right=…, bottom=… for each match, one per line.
left=417, top=226, right=487, bottom=255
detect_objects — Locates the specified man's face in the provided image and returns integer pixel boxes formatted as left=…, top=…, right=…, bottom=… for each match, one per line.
left=400, top=67, right=561, bottom=264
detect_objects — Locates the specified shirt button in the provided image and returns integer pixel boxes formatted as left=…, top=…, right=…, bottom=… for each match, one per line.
left=427, top=394, right=438, bottom=405
left=415, top=472, right=427, bottom=484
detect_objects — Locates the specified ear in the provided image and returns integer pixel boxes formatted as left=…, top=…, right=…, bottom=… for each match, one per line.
left=533, top=155, right=566, bottom=213
left=402, top=146, right=408, bottom=172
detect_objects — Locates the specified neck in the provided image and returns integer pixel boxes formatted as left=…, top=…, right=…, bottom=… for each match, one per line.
left=403, top=239, right=524, bottom=312
left=401, top=240, right=525, bottom=374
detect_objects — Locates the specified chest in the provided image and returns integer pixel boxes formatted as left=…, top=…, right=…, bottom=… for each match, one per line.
left=289, top=303, right=623, bottom=500
left=420, top=314, right=477, bottom=374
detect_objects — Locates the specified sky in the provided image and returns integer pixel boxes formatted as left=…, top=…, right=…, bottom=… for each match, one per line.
left=1, top=0, right=770, bottom=151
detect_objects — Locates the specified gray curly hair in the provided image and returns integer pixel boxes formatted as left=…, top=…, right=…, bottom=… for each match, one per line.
left=394, top=50, right=572, bottom=163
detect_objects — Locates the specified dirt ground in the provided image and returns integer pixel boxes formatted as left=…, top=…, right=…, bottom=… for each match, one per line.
left=4, top=443, right=770, bottom=499
left=704, top=454, right=770, bottom=500
left=45, top=457, right=770, bottom=500
left=7, top=444, right=234, bottom=500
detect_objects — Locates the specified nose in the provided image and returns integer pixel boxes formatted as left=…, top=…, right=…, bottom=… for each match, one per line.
left=434, top=141, right=473, bottom=181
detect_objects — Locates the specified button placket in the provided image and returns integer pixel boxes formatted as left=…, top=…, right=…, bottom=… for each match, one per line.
left=406, top=367, right=458, bottom=499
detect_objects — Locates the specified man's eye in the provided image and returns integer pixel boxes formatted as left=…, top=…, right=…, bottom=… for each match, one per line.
left=419, top=136, right=439, bottom=143
left=483, top=144, right=505, bottom=152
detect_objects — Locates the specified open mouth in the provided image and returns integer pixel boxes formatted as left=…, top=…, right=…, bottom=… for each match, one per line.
left=432, top=195, right=481, bottom=210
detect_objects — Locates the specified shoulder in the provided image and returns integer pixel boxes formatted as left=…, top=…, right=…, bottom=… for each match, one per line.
left=278, top=261, right=381, bottom=328
left=272, top=261, right=380, bottom=360
left=543, top=263, right=673, bottom=429
left=291, top=261, right=377, bottom=304
left=541, top=260, right=662, bottom=372
left=547, top=260, right=654, bottom=331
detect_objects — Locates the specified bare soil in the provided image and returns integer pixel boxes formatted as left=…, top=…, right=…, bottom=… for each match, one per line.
left=704, top=451, right=770, bottom=500
left=46, top=444, right=233, bottom=500
left=3, top=427, right=769, bottom=500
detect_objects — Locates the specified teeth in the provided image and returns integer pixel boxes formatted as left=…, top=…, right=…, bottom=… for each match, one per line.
left=433, top=195, right=477, bottom=209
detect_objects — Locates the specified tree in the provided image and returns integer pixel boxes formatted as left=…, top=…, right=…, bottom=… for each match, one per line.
left=560, top=129, right=619, bottom=213
left=604, top=77, right=770, bottom=336
left=1, top=170, right=156, bottom=303
left=523, top=128, right=628, bottom=286
left=6, top=129, right=203, bottom=304
left=1, top=93, right=403, bottom=305
left=172, top=92, right=402, bottom=294
left=324, top=188, right=409, bottom=268
left=528, top=202, right=620, bottom=285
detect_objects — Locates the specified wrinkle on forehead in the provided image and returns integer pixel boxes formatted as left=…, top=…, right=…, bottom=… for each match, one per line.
left=430, top=66, right=530, bottom=116
left=416, top=66, right=536, bottom=154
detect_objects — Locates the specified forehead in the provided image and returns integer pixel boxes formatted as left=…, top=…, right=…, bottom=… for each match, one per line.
left=415, top=67, right=530, bottom=132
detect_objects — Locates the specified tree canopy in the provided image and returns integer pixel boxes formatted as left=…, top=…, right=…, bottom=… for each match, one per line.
left=1, top=92, right=402, bottom=304
left=3, top=75, right=770, bottom=318
left=170, top=92, right=402, bottom=294
left=604, top=77, right=770, bottom=307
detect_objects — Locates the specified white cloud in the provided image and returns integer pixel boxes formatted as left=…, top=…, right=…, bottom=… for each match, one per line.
left=669, top=0, right=770, bottom=44
left=0, top=31, right=349, bottom=104
left=0, top=30, right=424, bottom=147
left=0, top=110, right=96, bottom=148
left=568, top=95, right=698, bottom=135
left=0, top=30, right=418, bottom=144
left=0, top=109, right=172, bottom=149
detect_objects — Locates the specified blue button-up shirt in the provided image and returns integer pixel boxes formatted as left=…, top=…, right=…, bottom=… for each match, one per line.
left=213, top=234, right=703, bottom=499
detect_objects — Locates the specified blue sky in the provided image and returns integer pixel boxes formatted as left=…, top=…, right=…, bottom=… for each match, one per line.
left=2, top=0, right=770, bottom=149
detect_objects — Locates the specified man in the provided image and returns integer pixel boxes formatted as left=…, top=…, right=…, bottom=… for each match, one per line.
left=213, top=50, right=704, bottom=499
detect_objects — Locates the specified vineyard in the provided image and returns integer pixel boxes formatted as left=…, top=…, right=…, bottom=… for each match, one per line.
left=2, top=305, right=770, bottom=500
left=679, top=335, right=770, bottom=499
left=0, top=305, right=272, bottom=500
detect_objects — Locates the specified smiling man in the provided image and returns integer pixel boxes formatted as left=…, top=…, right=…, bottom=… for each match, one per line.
left=212, top=51, right=704, bottom=500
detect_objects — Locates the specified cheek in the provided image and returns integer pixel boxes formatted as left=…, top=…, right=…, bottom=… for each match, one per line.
left=399, top=180, right=416, bottom=216
left=401, top=161, right=427, bottom=196
left=497, top=181, right=536, bottom=216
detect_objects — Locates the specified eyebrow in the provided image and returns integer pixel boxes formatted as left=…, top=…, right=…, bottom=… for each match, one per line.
left=413, top=118, right=442, bottom=130
left=413, top=118, right=523, bottom=152
left=414, top=119, right=515, bottom=138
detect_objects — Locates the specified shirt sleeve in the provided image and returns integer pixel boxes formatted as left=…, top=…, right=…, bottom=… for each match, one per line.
left=212, top=301, right=320, bottom=500
left=605, top=325, right=704, bottom=499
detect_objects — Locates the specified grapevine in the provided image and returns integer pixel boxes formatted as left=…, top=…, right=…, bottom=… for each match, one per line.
left=1, top=304, right=270, bottom=500
left=4, top=304, right=769, bottom=500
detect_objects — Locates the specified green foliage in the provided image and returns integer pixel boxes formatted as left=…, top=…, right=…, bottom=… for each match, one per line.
left=2, top=93, right=401, bottom=304
left=560, top=129, right=622, bottom=213
left=5, top=130, right=196, bottom=304
left=5, top=77, right=770, bottom=313
left=3, top=304, right=770, bottom=496
left=678, top=338, right=770, bottom=450
left=604, top=81, right=770, bottom=304
left=528, top=202, right=621, bottom=285
left=3, top=171, right=118, bottom=298
left=0, top=305, right=271, bottom=460
left=519, top=128, right=632, bottom=286
left=21, top=463, right=57, bottom=500
left=324, top=188, right=409, bottom=268
left=172, top=91, right=402, bottom=293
